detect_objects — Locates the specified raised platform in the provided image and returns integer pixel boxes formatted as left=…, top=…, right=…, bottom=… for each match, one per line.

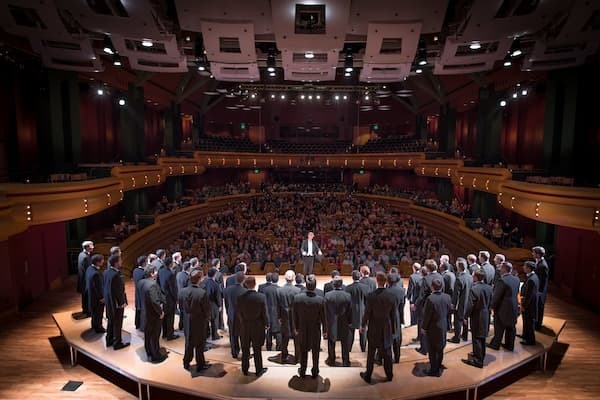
left=53, top=278, right=566, bottom=400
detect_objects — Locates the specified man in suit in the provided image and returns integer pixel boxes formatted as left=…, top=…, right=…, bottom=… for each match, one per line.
left=462, top=269, right=492, bottom=368
left=466, top=254, right=480, bottom=275
left=387, top=271, right=406, bottom=363
left=293, top=275, right=327, bottom=379
left=179, top=269, right=211, bottom=372
left=440, top=261, right=456, bottom=331
left=439, top=254, right=454, bottom=273
left=258, top=273, right=281, bottom=351
left=300, top=231, right=322, bottom=275
left=103, top=254, right=129, bottom=349
left=488, top=262, right=520, bottom=351
left=359, top=271, right=396, bottom=383
left=86, top=254, right=105, bottom=333
left=479, top=251, right=495, bottom=286
left=77, top=240, right=94, bottom=316
left=407, top=262, right=422, bottom=327
left=224, top=271, right=247, bottom=358
left=324, top=276, right=352, bottom=366
left=324, top=270, right=345, bottom=293
left=226, top=263, right=247, bottom=287
left=172, top=251, right=182, bottom=273
left=345, top=270, right=369, bottom=352
left=295, top=273, right=306, bottom=291
left=209, top=257, right=226, bottom=331
left=238, top=276, right=269, bottom=377
left=132, top=255, right=147, bottom=330
left=448, top=258, right=473, bottom=343
left=422, top=278, right=452, bottom=377
left=520, top=261, right=539, bottom=345
left=203, top=267, right=223, bottom=340
left=359, top=264, right=377, bottom=293
left=415, top=259, right=444, bottom=355
left=177, top=261, right=191, bottom=331
left=532, top=246, right=549, bottom=330
left=493, top=254, right=505, bottom=287
left=142, top=265, right=167, bottom=363
left=277, top=270, right=301, bottom=363
left=158, top=255, right=179, bottom=340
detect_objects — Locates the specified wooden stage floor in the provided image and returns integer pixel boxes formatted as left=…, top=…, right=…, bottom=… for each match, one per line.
left=47, top=276, right=567, bottom=400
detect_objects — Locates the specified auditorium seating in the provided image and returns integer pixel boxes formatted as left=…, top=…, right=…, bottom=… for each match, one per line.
left=264, top=140, right=353, bottom=154
left=198, top=135, right=261, bottom=152
left=359, top=136, right=426, bottom=153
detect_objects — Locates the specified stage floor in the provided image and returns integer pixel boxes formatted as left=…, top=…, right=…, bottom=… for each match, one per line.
left=53, top=276, right=566, bottom=400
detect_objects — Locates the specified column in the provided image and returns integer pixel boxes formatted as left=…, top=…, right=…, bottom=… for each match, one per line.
left=120, top=83, right=145, bottom=162
left=475, top=85, right=502, bottom=164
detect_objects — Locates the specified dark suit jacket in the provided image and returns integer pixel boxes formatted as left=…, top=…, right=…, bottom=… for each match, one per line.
left=520, top=273, right=539, bottom=320
left=277, top=283, right=301, bottom=335
left=324, top=281, right=346, bottom=294
left=362, top=288, right=396, bottom=347
left=536, top=258, right=549, bottom=294
left=452, top=271, right=473, bottom=318
left=387, top=284, right=406, bottom=333
left=481, top=262, right=495, bottom=286
left=345, top=281, right=368, bottom=329
left=203, top=278, right=222, bottom=319
left=158, top=266, right=177, bottom=312
left=416, top=271, right=445, bottom=308
left=360, top=276, right=377, bottom=293
left=237, top=290, right=268, bottom=343
left=226, top=274, right=237, bottom=288
left=224, top=283, right=247, bottom=335
left=442, top=270, right=456, bottom=298
left=258, top=282, right=280, bottom=332
left=324, top=289, right=352, bottom=341
left=132, top=266, right=146, bottom=310
left=422, top=291, right=453, bottom=347
left=314, top=288, right=325, bottom=297
left=293, top=290, right=326, bottom=351
left=407, top=272, right=422, bottom=305
left=77, top=251, right=91, bottom=293
left=295, top=284, right=306, bottom=291
left=103, top=267, right=127, bottom=317
left=85, top=265, right=103, bottom=311
left=300, top=239, right=321, bottom=256
left=176, top=271, right=190, bottom=291
left=144, top=279, right=165, bottom=326
left=178, top=284, right=210, bottom=344
left=491, top=273, right=520, bottom=326
left=466, top=282, right=492, bottom=337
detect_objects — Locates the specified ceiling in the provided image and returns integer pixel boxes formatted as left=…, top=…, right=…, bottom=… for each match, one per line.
left=0, top=0, right=597, bottom=115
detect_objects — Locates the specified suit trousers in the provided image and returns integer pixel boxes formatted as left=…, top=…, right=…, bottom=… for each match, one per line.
left=228, top=320, right=240, bottom=357
left=358, top=328, right=367, bottom=352
left=106, top=308, right=124, bottom=345
left=392, top=334, right=402, bottom=363
left=135, top=308, right=141, bottom=330
left=452, top=314, right=468, bottom=340
left=365, top=341, right=393, bottom=380
left=162, top=308, right=175, bottom=338
left=472, top=335, right=486, bottom=365
left=82, top=291, right=89, bottom=314
left=522, top=314, right=536, bottom=344
left=425, top=335, right=444, bottom=373
left=537, top=291, right=547, bottom=329
left=209, top=307, right=220, bottom=339
left=184, top=337, right=206, bottom=367
left=491, top=318, right=516, bottom=350
left=302, top=256, right=315, bottom=276
left=241, top=334, right=263, bottom=374
left=299, top=347, right=320, bottom=376
left=91, top=304, right=104, bottom=332
left=410, top=309, right=418, bottom=326
left=266, top=328, right=281, bottom=351
left=145, top=318, right=162, bottom=361
left=327, top=336, right=350, bottom=364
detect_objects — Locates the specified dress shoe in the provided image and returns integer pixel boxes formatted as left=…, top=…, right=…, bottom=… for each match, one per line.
left=166, top=334, right=180, bottom=341
left=311, top=369, right=319, bottom=379
left=197, top=363, right=210, bottom=372
left=183, top=363, right=190, bottom=371
left=325, top=358, right=335, bottom=366
left=410, top=337, right=419, bottom=343
left=360, top=371, right=371, bottom=383
left=297, top=368, right=306, bottom=378
left=424, top=369, right=441, bottom=377
left=256, top=367, right=268, bottom=377
left=415, top=348, right=427, bottom=355
left=106, top=341, right=114, bottom=347
left=468, top=352, right=475, bottom=358
left=520, top=341, right=536, bottom=346
left=95, top=328, right=106, bottom=333
left=374, top=358, right=382, bottom=366
left=447, top=337, right=460, bottom=344
left=151, top=355, right=168, bottom=363
left=501, top=344, right=514, bottom=351
left=462, top=359, right=483, bottom=368
left=386, top=375, right=393, bottom=382
left=242, top=370, right=248, bottom=376
left=342, top=362, right=351, bottom=367
left=113, top=342, right=130, bottom=350
left=486, top=343, right=500, bottom=351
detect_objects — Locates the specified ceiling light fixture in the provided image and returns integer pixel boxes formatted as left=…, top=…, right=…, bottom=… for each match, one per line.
left=118, top=98, right=126, bottom=106
left=304, top=51, right=315, bottom=59
left=267, top=47, right=276, bottom=72
left=469, top=41, right=482, bottom=50
left=503, top=54, right=512, bottom=67
left=510, top=37, right=522, bottom=57
left=112, top=53, right=122, bottom=66
left=415, top=68, right=423, bottom=74
left=344, top=48, right=354, bottom=72
left=103, top=35, right=115, bottom=55
left=499, top=99, right=507, bottom=107
left=416, top=39, right=427, bottom=66
left=141, top=39, right=153, bottom=47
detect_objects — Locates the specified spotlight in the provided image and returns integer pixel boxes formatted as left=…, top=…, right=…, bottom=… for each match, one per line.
left=343, top=95, right=348, bottom=100
left=198, top=65, right=206, bottom=71
left=364, top=95, right=370, bottom=101
left=118, top=98, right=126, bottom=106
left=280, top=94, right=286, bottom=100
left=344, top=72, right=351, bottom=77
left=269, top=71, right=276, bottom=77
left=141, top=39, right=153, bottom=47
left=512, top=92, right=518, bottom=99
left=503, top=54, right=512, bottom=67
left=510, top=38, right=522, bottom=57
left=250, top=93, right=256, bottom=99
left=416, top=39, right=427, bottom=66
left=270, top=94, right=276, bottom=99
left=304, top=51, right=314, bottom=59
left=185, top=36, right=191, bottom=42
left=97, top=88, right=104, bottom=96
left=316, top=94, right=321, bottom=99
left=103, top=35, right=115, bottom=55
left=300, top=94, right=306, bottom=100
left=521, top=89, right=528, bottom=96
left=308, top=95, right=313, bottom=100
left=112, top=53, right=122, bottom=66
left=499, top=99, right=507, bottom=107
left=469, top=41, right=482, bottom=50
left=415, top=68, right=423, bottom=74
left=267, top=48, right=276, bottom=72
left=344, top=49, right=354, bottom=72
left=209, top=74, right=214, bottom=79
left=334, top=95, right=340, bottom=100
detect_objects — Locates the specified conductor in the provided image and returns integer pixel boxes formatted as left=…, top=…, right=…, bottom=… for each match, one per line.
left=300, top=231, right=322, bottom=276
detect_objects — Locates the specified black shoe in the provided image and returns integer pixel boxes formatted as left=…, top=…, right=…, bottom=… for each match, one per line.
left=151, top=355, right=168, bottom=363
left=360, top=371, right=371, bottom=383
left=242, top=370, right=248, bottom=376
left=386, top=375, right=393, bottom=382
left=411, top=337, right=419, bottom=343
left=311, top=369, right=319, bottom=379
left=113, top=342, right=130, bottom=350
left=424, top=369, right=441, bottom=377
left=183, top=364, right=190, bottom=371
left=232, top=354, right=239, bottom=359
left=501, top=344, right=514, bottom=351
left=462, top=359, right=483, bottom=368
left=256, top=367, right=268, bottom=377
left=486, top=343, right=500, bottom=350
left=447, top=337, right=460, bottom=344
left=461, top=336, right=468, bottom=341
left=520, top=341, right=536, bottom=346
left=325, top=358, right=335, bottom=366
left=343, top=362, right=351, bottom=367
left=468, top=352, right=475, bottom=358
left=166, top=334, right=180, bottom=341
left=374, top=358, right=382, bottom=366
left=106, top=341, right=114, bottom=347
left=197, top=363, right=210, bottom=372
left=415, top=348, right=427, bottom=355
left=95, top=328, right=106, bottom=333
left=297, top=368, right=306, bottom=378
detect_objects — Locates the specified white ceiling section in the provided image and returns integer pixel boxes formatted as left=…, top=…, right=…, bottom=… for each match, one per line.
left=111, top=34, right=187, bottom=72
left=360, top=63, right=412, bottom=83
left=282, top=49, right=339, bottom=82
left=435, top=37, right=513, bottom=75
left=211, top=62, right=260, bottom=82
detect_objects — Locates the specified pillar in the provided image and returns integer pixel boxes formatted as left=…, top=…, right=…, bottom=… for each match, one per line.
left=164, top=101, right=182, bottom=156
left=475, top=85, right=502, bottom=164
left=120, top=83, right=145, bottom=162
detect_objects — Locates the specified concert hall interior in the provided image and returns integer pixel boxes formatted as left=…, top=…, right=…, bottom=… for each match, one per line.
left=0, top=1, right=599, bottom=399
